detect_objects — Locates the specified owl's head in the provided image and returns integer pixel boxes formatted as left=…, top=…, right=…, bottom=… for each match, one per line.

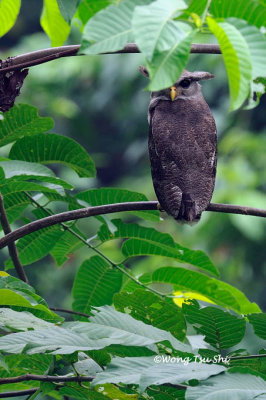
left=139, top=66, right=214, bottom=102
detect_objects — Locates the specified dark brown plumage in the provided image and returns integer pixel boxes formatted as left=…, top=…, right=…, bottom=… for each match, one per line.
left=140, top=67, right=217, bottom=223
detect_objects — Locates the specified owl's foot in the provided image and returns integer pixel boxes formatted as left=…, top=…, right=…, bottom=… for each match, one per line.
left=157, top=203, right=164, bottom=212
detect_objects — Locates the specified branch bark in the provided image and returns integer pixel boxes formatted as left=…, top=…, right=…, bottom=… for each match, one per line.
left=0, top=389, right=38, bottom=398
left=0, top=374, right=93, bottom=385
left=0, top=201, right=265, bottom=250
left=0, top=43, right=221, bottom=73
left=0, top=194, right=28, bottom=282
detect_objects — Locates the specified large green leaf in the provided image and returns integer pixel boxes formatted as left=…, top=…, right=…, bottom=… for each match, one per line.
left=186, top=372, right=266, bottom=399
left=5, top=226, right=64, bottom=269
left=207, top=18, right=252, bottom=111
left=0, top=306, right=191, bottom=354
left=0, top=104, right=54, bottom=148
left=247, top=313, right=266, bottom=340
left=151, top=267, right=260, bottom=314
left=183, top=302, right=246, bottom=350
left=227, top=18, right=266, bottom=79
left=0, top=160, right=72, bottom=189
left=121, top=238, right=219, bottom=277
left=1, top=192, right=31, bottom=224
left=92, top=356, right=226, bottom=392
left=114, top=289, right=186, bottom=341
left=147, top=30, right=196, bottom=91
left=0, top=0, right=21, bottom=37
left=132, top=0, right=188, bottom=61
left=0, top=181, right=63, bottom=196
left=75, top=188, right=160, bottom=221
left=41, top=0, right=70, bottom=46
left=56, top=0, right=81, bottom=23
left=9, top=133, right=96, bottom=178
left=210, top=0, right=266, bottom=28
left=77, top=0, right=113, bottom=26
left=97, top=219, right=175, bottom=246
left=72, top=256, right=123, bottom=313
left=50, top=228, right=85, bottom=266
left=80, top=0, right=152, bottom=54
left=0, top=308, right=53, bottom=331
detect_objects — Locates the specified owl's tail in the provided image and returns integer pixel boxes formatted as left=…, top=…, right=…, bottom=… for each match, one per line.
left=177, top=193, right=200, bottom=222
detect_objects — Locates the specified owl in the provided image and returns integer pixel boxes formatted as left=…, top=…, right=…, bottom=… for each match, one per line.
left=140, top=66, right=217, bottom=223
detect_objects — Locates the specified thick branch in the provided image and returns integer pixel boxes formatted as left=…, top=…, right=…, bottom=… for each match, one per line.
left=50, top=307, right=90, bottom=318
left=0, top=374, right=93, bottom=385
left=0, top=43, right=221, bottom=73
left=0, top=194, right=28, bottom=282
left=0, top=201, right=265, bottom=250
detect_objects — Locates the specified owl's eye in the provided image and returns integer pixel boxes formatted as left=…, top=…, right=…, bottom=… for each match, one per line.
left=180, top=79, right=191, bottom=88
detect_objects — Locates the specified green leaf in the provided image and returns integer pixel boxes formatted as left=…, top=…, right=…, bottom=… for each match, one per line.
left=227, top=18, right=266, bottom=80
left=247, top=314, right=266, bottom=340
left=41, top=0, right=71, bottom=46
left=97, top=218, right=175, bottom=246
left=207, top=18, right=252, bottom=111
left=75, top=188, right=160, bottom=221
left=1, top=192, right=31, bottom=224
left=72, top=256, right=123, bottom=313
left=114, top=289, right=186, bottom=341
left=151, top=267, right=260, bottom=314
left=0, top=0, right=21, bottom=37
left=183, top=302, right=246, bottom=349
left=147, top=30, right=196, bottom=91
left=60, top=384, right=106, bottom=399
left=132, top=0, right=188, bottom=61
left=186, top=372, right=266, bottom=399
left=92, top=356, right=226, bottom=392
left=0, top=181, right=64, bottom=197
left=5, top=226, right=64, bottom=269
left=183, top=0, right=209, bottom=17
left=50, top=228, right=85, bottom=266
left=81, top=0, right=153, bottom=54
left=0, top=104, right=54, bottom=148
left=9, top=133, right=96, bottom=178
left=210, top=0, right=266, bottom=28
left=0, top=306, right=191, bottom=354
left=77, top=0, right=112, bottom=26
left=56, top=0, right=81, bottom=23
left=0, top=308, right=53, bottom=331
left=121, top=238, right=219, bottom=277
left=0, top=160, right=73, bottom=189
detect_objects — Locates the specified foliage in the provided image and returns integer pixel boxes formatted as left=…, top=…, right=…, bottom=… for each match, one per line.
left=0, top=1, right=265, bottom=399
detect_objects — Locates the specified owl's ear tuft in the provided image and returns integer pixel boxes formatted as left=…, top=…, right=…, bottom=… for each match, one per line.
left=191, top=71, right=215, bottom=81
left=139, top=66, right=150, bottom=78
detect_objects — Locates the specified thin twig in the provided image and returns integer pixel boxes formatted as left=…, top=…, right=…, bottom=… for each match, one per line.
left=0, top=389, right=38, bottom=398
left=229, top=354, right=266, bottom=361
left=49, top=307, right=90, bottom=318
left=0, top=374, right=93, bottom=385
left=0, top=201, right=265, bottom=250
left=0, top=194, right=28, bottom=283
left=0, top=43, right=221, bottom=73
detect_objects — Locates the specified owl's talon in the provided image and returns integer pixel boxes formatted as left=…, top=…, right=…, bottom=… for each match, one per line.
left=157, top=203, right=164, bottom=212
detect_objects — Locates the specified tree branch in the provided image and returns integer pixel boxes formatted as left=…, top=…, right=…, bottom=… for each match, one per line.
left=0, top=374, right=93, bottom=385
left=0, top=201, right=265, bottom=250
left=0, top=43, right=221, bottom=73
left=0, top=389, right=38, bottom=398
left=0, top=194, right=28, bottom=283
left=49, top=307, right=90, bottom=318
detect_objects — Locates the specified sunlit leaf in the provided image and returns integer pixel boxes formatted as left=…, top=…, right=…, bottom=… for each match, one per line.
left=207, top=18, right=252, bottom=111
left=41, top=0, right=70, bottom=46
left=9, top=133, right=96, bottom=178
left=81, top=0, right=153, bottom=54
left=0, top=104, right=54, bottom=148
left=132, top=0, right=188, bottom=60
left=72, top=256, right=123, bottom=313
left=186, top=372, right=266, bottom=399
left=0, top=308, right=53, bottom=331
left=75, top=187, right=160, bottom=221
left=152, top=267, right=260, bottom=314
left=183, top=302, right=246, bottom=349
left=77, top=0, right=113, bottom=26
left=210, top=0, right=266, bottom=28
left=92, top=356, right=226, bottom=392
left=0, top=0, right=21, bottom=38
left=122, top=238, right=219, bottom=277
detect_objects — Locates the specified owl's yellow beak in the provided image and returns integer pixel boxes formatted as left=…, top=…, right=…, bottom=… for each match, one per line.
left=170, top=86, right=177, bottom=101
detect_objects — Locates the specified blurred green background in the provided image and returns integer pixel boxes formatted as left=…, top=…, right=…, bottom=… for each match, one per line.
left=1, top=0, right=265, bottom=311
